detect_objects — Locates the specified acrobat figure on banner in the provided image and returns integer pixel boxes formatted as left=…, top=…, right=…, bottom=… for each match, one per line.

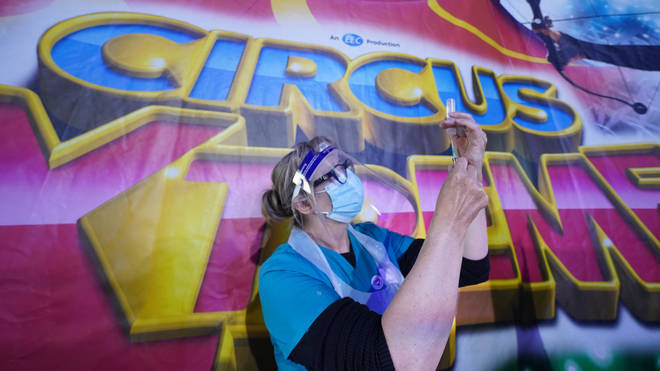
left=531, top=16, right=660, bottom=73
left=526, top=0, right=657, bottom=114
left=258, top=113, right=490, bottom=370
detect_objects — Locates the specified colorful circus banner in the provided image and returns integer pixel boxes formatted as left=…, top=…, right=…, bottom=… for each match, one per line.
left=1, top=0, right=659, bottom=370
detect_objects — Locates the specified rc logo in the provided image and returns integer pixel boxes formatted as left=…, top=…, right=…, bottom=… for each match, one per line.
left=342, top=33, right=363, bottom=46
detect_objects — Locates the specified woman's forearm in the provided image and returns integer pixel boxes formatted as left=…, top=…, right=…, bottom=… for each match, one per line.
left=381, top=221, right=464, bottom=370
left=381, top=158, right=487, bottom=370
left=463, top=168, right=488, bottom=260
left=462, top=208, right=488, bottom=260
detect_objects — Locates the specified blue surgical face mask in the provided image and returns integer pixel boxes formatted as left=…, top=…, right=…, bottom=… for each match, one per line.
left=316, top=169, right=364, bottom=223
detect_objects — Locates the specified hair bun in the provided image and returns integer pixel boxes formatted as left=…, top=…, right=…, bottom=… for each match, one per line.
left=262, top=189, right=293, bottom=224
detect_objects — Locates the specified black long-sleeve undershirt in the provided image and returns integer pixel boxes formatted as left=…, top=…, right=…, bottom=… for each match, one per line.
left=288, top=239, right=490, bottom=370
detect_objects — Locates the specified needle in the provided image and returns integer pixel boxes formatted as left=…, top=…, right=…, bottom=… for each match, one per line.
left=446, top=98, right=459, bottom=163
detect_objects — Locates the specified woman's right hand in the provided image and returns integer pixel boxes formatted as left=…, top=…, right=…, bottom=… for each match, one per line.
left=431, top=157, right=488, bottom=237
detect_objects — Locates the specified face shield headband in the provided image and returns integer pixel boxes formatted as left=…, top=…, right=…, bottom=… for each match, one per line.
left=291, top=145, right=336, bottom=204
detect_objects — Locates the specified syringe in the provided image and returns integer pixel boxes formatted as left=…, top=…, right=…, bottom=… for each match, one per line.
left=446, top=98, right=458, bottom=163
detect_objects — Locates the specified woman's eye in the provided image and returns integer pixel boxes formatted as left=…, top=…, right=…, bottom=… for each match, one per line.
left=314, top=172, right=333, bottom=187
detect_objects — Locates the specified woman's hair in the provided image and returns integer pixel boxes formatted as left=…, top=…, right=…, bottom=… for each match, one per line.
left=262, top=136, right=336, bottom=228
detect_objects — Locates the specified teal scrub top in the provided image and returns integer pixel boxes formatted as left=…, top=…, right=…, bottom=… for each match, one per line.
left=258, top=222, right=415, bottom=370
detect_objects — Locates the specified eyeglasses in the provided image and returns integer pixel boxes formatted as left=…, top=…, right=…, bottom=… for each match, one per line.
left=312, top=159, right=353, bottom=188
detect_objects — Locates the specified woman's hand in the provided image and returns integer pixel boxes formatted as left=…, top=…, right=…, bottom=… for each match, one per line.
left=440, top=112, right=487, bottom=171
left=432, top=157, right=488, bottom=236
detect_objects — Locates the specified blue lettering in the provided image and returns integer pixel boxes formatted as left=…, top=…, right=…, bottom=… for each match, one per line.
left=51, top=25, right=197, bottom=91
left=245, top=47, right=347, bottom=112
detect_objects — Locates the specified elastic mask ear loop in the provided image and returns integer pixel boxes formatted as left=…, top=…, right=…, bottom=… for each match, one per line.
left=312, top=177, right=341, bottom=219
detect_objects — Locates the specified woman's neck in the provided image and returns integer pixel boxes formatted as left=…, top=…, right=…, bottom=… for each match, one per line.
left=304, top=217, right=350, bottom=254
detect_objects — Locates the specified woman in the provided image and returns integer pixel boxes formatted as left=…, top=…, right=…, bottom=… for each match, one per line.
left=259, top=112, right=489, bottom=370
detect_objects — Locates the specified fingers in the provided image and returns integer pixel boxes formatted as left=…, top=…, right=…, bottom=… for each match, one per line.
left=479, top=190, right=489, bottom=209
left=449, top=160, right=481, bottom=190
left=440, top=113, right=484, bottom=140
left=447, top=111, right=474, bottom=120
left=466, top=162, right=479, bottom=179
left=440, top=114, right=481, bottom=133
left=439, top=111, right=474, bottom=123
left=451, top=157, right=468, bottom=172
left=440, top=159, right=488, bottom=227
left=451, top=161, right=481, bottom=190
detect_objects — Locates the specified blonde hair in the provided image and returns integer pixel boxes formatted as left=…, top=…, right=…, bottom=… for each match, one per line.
left=261, top=136, right=336, bottom=228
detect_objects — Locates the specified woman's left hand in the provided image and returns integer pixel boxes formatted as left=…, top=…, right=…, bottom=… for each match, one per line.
left=439, top=112, right=487, bottom=169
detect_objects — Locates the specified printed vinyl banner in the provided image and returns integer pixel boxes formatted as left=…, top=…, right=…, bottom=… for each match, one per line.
left=1, top=0, right=659, bottom=370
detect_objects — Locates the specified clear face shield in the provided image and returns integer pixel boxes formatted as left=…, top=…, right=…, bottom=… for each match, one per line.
left=291, top=144, right=361, bottom=224
left=291, top=142, right=420, bottom=235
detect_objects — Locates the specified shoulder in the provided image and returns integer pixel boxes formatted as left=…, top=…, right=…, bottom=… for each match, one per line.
left=260, top=243, right=323, bottom=280
left=353, top=222, right=388, bottom=240
left=259, top=242, right=336, bottom=294
left=260, top=243, right=303, bottom=272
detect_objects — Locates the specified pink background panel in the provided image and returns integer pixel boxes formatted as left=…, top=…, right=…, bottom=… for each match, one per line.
left=491, top=162, right=660, bottom=283
left=415, top=168, right=449, bottom=212
left=0, top=224, right=218, bottom=371
left=362, top=178, right=417, bottom=236
left=195, top=217, right=264, bottom=312
left=0, top=103, right=226, bottom=226
left=586, top=153, right=660, bottom=210
left=0, top=0, right=53, bottom=16
left=186, top=160, right=275, bottom=219
left=587, top=153, right=660, bottom=241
